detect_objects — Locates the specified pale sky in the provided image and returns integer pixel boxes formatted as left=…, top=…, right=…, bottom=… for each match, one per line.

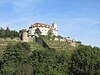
left=0, top=0, right=100, bottom=47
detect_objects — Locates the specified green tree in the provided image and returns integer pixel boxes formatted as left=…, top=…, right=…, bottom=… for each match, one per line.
left=1, top=42, right=31, bottom=75
left=47, top=29, right=55, bottom=40
left=30, top=49, right=69, bottom=75
left=0, top=27, right=5, bottom=37
left=0, top=27, right=19, bottom=38
left=5, top=27, right=10, bottom=37
left=35, top=28, right=41, bottom=36
left=69, top=45, right=100, bottom=75
left=48, top=30, right=53, bottom=36
left=19, top=30, right=23, bottom=40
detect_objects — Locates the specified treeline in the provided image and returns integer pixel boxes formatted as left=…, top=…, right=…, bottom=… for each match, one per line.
left=0, top=27, right=19, bottom=39
left=0, top=42, right=100, bottom=75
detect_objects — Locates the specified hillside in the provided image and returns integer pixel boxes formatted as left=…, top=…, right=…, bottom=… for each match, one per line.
left=0, top=37, right=75, bottom=60
left=1, top=38, right=99, bottom=75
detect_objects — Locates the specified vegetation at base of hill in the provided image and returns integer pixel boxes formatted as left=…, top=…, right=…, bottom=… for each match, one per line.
left=0, top=27, right=19, bottom=39
left=0, top=42, right=100, bottom=75
left=30, top=49, right=69, bottom=75
left=0, top=42, right=70, bottom=75
left=0, top=42, right=31, bottom=75
left=69, top=45, right=100, bottom=75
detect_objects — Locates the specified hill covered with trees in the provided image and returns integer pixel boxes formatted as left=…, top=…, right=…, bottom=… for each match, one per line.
left=0, top=42, right=100, bottom=75
left=0, top=27, right=100, bottom=75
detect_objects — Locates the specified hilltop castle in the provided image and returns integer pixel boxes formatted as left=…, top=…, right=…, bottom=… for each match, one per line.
left=21, top=21, right=81, bottom=47
left=28, top=21, right=58, bottom=37
left=22, top=21, right=58, bottom=42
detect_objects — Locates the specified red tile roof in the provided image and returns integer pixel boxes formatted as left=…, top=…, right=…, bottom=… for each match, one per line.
left=30, top=23, right=55, bottom=30
left=31, top=23, right=50, bottom=28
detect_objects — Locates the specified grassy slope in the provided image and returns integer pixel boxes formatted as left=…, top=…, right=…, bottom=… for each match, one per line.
left=29, top=38, right=74, bottom=50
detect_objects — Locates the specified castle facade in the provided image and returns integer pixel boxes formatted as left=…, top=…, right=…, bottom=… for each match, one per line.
left=28, top=21, right=58, bottom=37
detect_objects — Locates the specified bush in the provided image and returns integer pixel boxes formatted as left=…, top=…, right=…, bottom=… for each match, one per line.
left=14, top=64, right=33, bottom=75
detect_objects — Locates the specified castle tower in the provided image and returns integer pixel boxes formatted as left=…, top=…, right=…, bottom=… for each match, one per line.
left=22, top=29, right=28, bottom=42
left=52, top=21, right=57, bottom=30
left=52, top=21, right=58, bottom=36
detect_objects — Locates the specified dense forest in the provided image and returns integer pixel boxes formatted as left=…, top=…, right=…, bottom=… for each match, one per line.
left=0, top=27, right=19, bottom=39
left=0, top=42, right=100, bottom=75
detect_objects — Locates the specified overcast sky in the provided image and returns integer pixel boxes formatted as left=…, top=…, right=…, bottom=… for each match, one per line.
left=0, top=0, right=100, bottom=47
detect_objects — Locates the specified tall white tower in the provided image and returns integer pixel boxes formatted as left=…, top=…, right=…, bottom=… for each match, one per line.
left=52, top=21, right=57, bottom=30
left=52, top=21, right=58, bottom=36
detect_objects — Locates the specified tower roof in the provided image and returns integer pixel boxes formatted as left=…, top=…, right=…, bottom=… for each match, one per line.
left=22, top=29, right=27, bottom=32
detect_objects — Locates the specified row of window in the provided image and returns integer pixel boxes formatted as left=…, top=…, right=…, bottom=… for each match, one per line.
left=31, top=26, right=50, bottom=28
left=31, top=29, right=48, bottom=32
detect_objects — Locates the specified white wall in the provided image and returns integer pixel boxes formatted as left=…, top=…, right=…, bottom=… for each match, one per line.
left=29, top=26, right=58, bottom=37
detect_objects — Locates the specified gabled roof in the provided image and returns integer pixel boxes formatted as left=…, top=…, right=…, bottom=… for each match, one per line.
left=30, top=23, right=56, bottom=30
left=31, top=23, right=50, bottom=28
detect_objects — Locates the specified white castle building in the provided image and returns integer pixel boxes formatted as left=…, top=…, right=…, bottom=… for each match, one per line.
left=28, top=21, right=58, bottom=37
